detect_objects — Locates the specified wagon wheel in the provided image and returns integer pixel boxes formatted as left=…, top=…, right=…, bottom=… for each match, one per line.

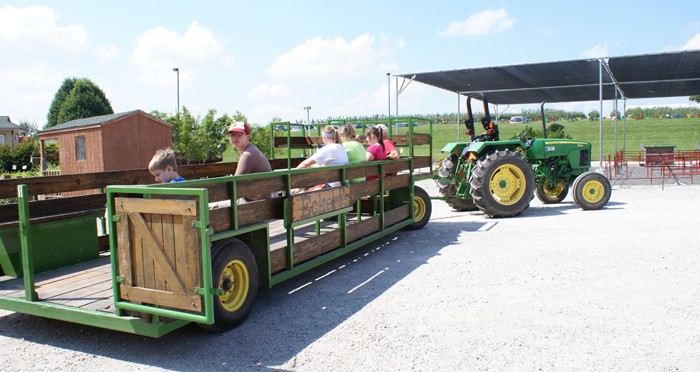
left=469, top=149, right=535, bottom=217
left=535, top=183, right=569, bottom=204
left=572, top=171, right=611, bottom=210
left=198, top=239, right=259, bottom=332
left=403, top=186, right=432, bottom=230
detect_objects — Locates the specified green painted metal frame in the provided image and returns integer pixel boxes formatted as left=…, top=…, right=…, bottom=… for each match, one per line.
left=105, top=185, right=215, bottom=325
left=0, top=116, right=433, bottom=338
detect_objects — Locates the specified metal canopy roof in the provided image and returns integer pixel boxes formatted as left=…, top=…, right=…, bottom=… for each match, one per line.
left=397, top=50, right=700, bottom=104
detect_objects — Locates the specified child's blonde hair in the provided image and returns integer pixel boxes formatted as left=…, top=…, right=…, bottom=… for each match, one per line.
left=149, top=148, right=178, bottom=171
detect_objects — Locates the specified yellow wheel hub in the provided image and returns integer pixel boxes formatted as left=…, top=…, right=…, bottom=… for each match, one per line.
left=413, top=194, right=426, bottom=222
left=489, top=164, right=527, bottom=205
left=218, top=259, right=249, bottom=312
left=543, top=183, right=565, bottom=197
left=581, top=180, right=604, bottom=203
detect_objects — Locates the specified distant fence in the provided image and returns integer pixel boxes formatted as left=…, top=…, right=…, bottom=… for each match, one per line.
left=604, top=150, right=700, bottom=187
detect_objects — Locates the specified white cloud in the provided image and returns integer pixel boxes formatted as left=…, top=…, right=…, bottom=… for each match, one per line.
left=266, top=34, right=390, bottom=82
left=583, top=43, right=608, bottom=58
left=94, top=44, right=120, bottom=63
left=0, top=5, right=87, bottom=53
left=249, top=83, right=291, bottom=99
left=130, top=22, right=231, bottom=85
left=681, top=33, right=700, bottom=50
left=440, top=8, right=515, bottom=36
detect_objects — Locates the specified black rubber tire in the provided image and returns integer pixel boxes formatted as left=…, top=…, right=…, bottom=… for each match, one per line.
left=404, top=186, right=432, bottom=230
left=198, top=239, right=259, bottom=332
left=572, top=171, right=611, bottom=210
left=469, top=149, right=535, bottom=218
left=446, top=196, right=478, bottom=211
left=535, top=183, right=569, bottom=204
left=440, top=184, right=478, bottom=211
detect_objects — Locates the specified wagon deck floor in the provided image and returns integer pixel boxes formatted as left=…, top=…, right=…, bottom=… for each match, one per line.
left=0, top=217, right=353, bottom=312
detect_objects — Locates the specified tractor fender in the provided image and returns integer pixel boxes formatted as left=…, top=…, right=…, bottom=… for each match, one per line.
left=467, top=140, right=525, bottom=157
left=440, top=142, right=470, bottom=156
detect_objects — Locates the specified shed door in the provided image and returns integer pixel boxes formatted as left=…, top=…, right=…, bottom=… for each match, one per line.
left=115, top=197, right=203, bottom=313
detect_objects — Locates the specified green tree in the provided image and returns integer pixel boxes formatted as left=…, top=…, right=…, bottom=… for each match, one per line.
left=55, top=79, right=113, bottom=126
left=18, top=119, right=39, bottom=136
left=690, top=95, right=700, bottom=104
left=151, top=107, right=231, bottom=164
left=47, top=78, right=113, bottom=128
left=587, top=110, right=600, bottom=121
left=47, top=78, right=78, bottom=127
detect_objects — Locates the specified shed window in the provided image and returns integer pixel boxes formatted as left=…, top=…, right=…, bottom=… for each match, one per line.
left=0, top=134, right=4, bottom=145
left=75, top=136, right=86, bottom=161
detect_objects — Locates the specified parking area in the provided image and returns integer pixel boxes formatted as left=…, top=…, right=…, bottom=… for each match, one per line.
left=1, top=180, right=699, bottom=370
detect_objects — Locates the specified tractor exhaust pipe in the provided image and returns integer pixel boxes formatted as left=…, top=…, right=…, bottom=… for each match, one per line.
left=540, top=102, right=547, bottom=139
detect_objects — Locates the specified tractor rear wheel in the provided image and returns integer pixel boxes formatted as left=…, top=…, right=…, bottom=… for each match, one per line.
left=198, top=239, right=259, bottom=332
left=535, top=183, right=569, bottom=204
left=469, top=149, right=535, bottom=217
left=441, top=185, right=478, bottom=211
left=572, top=171, right=611, bottom=210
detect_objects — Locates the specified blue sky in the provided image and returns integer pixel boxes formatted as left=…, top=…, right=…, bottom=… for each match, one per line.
left=1, top=1, right=699, bottom=127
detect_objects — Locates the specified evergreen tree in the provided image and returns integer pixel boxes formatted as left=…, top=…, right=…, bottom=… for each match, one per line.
left=46, top=78, right=114, bottom=128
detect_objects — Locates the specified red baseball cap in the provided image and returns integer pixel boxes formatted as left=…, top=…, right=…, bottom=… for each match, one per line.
left=228, top=121, right=250, bottom=134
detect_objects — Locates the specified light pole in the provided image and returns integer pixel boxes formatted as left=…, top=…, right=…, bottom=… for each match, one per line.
left=387, top=72, right=391, bottom=117
left=172, top=67, right=180, bottom=114
left=303, top=106, right=311, bottom=123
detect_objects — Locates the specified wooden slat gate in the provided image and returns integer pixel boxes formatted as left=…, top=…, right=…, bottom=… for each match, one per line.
left=114, top=197, right=203, bottom=313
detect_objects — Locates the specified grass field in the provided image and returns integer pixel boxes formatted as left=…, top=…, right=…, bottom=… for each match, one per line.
left=223, top=117, right=700, bottom=162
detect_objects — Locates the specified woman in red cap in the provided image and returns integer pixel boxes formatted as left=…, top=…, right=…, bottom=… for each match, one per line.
left=228, top=121, right=272, bottom=176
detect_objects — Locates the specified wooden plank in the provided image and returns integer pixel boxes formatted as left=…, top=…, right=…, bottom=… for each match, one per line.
left=347, top=215, right=381, bottom=243
left=292, top=230, right=342, bottom=264
left=207, top=182, right=231, bottom=203
left=127, top=212, right=186, bottom=294
left=51, top=277, right=113, bottom=305
left=0, top=158, right=301, bottom=199
left=58, top=286, right=113, bottom=309
left=116, top=211, right=133, bottom=289
left=274, top=136, right=324, bottom=148
left=290, top=187, right=352, bottom=222
left=35, top=270, right=109, bottom=300
left=413, top=155, right=431, bottom=169
left=115, top=197, right=197, bottom=216
left=119, top=285, right=201, bottom=312
left=392, top=133, right=431, bottom=146
left=384, top=174, right=411, bottom=191
left=236, top=175, right=286, bottom=198
left=181, top=215, right=201, bottom=298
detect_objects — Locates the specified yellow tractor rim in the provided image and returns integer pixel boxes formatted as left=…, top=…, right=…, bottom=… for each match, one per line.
left=489, top=164, right=526, bottom=206
left=582, top=180, right=604, bottom=203
left=413, top=193, right=426, bottom=222
left=543, top=183, right=565, bottom=197
left=218, top=259, right=249, bottom=312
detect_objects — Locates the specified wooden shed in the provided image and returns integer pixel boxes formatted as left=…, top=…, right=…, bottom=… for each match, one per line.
left=37, top=110, right=173, bottom=175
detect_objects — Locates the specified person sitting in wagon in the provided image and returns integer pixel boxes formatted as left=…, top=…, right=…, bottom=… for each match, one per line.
left=293, top=125, right=349, bottom=193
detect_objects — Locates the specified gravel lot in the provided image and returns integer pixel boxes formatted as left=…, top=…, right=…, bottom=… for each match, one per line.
left=1, top=178, right=699, bottom=371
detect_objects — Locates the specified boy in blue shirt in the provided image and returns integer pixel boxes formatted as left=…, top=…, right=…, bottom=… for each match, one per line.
left=148, top=148, right=185, bottom=183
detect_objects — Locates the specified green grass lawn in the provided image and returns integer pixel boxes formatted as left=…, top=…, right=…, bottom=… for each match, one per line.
left=223, top=117, right=700, bottom=162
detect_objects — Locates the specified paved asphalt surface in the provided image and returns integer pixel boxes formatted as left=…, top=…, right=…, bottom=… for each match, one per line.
left=0, top=177, right=699, bottom=371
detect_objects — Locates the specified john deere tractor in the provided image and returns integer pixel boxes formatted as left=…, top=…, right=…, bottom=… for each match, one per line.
left=434, top=94, right=611, bottom=217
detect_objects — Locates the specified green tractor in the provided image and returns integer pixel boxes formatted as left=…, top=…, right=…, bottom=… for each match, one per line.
left=434, top=94, right=611, bottom=217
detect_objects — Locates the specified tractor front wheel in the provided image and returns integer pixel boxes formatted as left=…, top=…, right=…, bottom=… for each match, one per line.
left=572, top=171, right=611, bottom=210
left=536, top=183, right=569, bottom=204
left=469, top=149, right=535, bottom=217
